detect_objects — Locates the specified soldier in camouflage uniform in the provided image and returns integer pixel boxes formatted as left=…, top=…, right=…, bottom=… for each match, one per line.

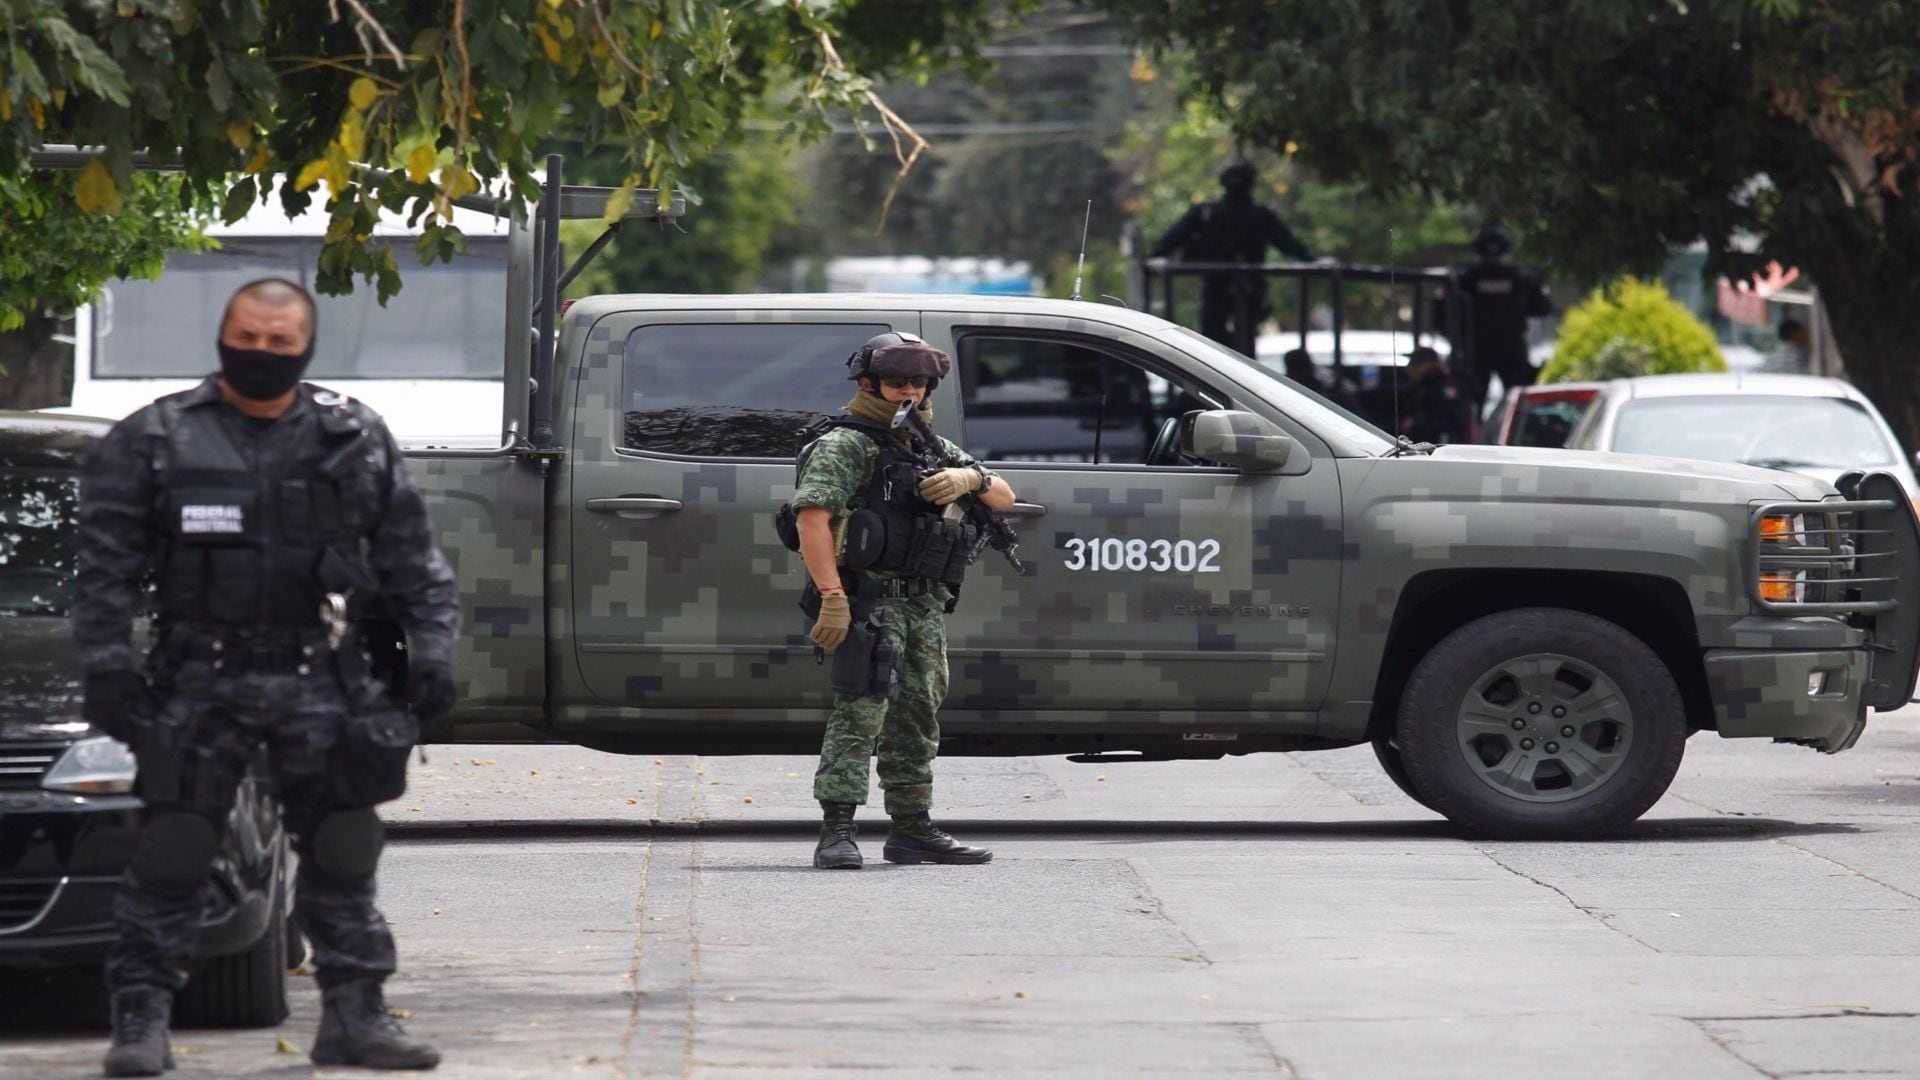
left=790, top=332, right=1018, bottom=869
left=75, top=279, right=457, bottom=1076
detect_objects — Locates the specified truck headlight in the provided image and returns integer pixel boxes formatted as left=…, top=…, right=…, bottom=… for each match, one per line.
left=41, top=736, right=138, bottom=795
left=1758, top=513, right=1806, bottom=544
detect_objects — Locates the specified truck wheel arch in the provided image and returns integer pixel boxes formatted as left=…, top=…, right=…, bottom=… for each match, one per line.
left=1366, top=569, right=1710, bottom=739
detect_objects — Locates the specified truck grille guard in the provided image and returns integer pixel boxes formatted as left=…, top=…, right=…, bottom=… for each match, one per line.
left=1749, top=470, right=1920, bottom=709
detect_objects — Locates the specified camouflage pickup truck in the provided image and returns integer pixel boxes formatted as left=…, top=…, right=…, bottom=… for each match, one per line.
left=410, top=283, right=1920, bottom=840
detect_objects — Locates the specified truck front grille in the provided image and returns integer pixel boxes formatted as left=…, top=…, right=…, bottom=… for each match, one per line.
left=0, top=878, right=65, bottom=934
left=0, top=743, right=63, bottom=791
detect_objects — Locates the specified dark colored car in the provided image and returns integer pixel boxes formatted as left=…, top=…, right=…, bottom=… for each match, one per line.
left=0, top=411, right=293, bottom=1028
left=1484, top=382, right=1603, bottom=447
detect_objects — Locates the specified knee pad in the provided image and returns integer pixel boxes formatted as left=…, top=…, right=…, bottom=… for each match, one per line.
left=130, top=812, right=221, bottom=897
left=311, top=808, right=385, bottom=880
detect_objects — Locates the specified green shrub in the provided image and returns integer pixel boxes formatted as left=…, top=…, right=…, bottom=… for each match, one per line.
left=1539, top=278, right=1726, bottom=383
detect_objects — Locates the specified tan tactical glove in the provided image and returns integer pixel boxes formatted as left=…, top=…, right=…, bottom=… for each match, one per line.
left=919, top=466, right=982, bottom=506
left=810, top=591, right=851, bottom=651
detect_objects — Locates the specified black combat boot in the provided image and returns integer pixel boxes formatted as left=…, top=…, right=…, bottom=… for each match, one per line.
left=883, top=813, right=992, bottom=865
left=813, top=802, right=862, bottom=869
left=102, top=985, right=173, bottom=1077
left=310, top=979, right=441, bottom=1070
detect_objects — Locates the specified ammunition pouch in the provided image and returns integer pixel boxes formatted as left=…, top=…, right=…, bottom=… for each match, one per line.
left=324, top=705, right=417, bottom=808
left=131, top=716, right=181, bottom=805
left=904, top=516, right=975, bottom=588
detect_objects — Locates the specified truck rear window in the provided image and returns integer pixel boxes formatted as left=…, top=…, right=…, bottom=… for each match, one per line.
left=622, top=323, right=889, bottom=458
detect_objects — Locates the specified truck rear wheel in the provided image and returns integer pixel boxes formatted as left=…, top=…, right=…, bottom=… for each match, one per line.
left=1397, top=608, right=1686, bottom=839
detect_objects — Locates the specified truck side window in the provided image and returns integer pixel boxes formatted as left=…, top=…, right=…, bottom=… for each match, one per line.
left=956, top=335, right=1218, bottom=465
left=622, top=322, right=889, bottom=458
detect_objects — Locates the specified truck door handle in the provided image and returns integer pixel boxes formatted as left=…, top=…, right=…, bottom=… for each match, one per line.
left=586, top=497, right=684, bottom=518
left=1001, top=502, right=1048, bottom=519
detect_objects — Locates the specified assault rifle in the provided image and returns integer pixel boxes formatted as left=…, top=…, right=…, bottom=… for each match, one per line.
left=890, top=400, right=1025, bottom=574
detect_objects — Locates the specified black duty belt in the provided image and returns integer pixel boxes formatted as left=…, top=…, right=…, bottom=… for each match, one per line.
left=873, top=577, right=937, bottom=599
left=165, top=633, right=333, bottom=675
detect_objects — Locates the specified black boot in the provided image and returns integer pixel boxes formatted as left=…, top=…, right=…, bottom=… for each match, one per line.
left=310, top=979, right=440, bottom=1070
left=883, top=813, right=992, bottom=865
left=102, top=986, right=173, bottom=1077
left=813, top=802, right=862, bottom=869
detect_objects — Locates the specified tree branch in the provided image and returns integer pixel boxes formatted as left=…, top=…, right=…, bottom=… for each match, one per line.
left=326, top=0, right=407, bottom=69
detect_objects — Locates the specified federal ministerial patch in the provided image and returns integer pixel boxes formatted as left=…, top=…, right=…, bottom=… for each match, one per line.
left=179, top=503, right=246, bottom=535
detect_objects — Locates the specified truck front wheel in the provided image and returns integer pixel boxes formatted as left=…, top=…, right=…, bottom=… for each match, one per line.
left=1397, top=608, right=1686, bottom=840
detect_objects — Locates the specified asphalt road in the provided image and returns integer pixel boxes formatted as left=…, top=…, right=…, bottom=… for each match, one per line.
left=6, top=706, right=1920, bottom=1079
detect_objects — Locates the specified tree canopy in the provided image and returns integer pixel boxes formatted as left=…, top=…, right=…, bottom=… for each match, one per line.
left=1093, top=0, right=1920, bottom=446
left=1, top=0, right=999, bottom=309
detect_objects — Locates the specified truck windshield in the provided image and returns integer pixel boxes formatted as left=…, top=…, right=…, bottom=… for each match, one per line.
left=1164, top=327, right=1395, bottom=454
left=0, top=468, right=79, bottom=616
left=1613, top=395, right=1896, bottom=469
left=91, top=238, right=508, bottom=380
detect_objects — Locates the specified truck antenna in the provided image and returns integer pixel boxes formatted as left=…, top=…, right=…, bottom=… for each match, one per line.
left=1071, top=200, right=1092, bottom=302
left=1389, top=228, right=1401, bottom=447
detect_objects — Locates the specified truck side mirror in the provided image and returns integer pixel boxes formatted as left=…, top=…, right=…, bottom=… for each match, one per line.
left=1184, top=410, right=1292, bottom=472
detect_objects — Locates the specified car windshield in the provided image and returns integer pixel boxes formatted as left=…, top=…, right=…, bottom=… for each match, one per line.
left=1611, top=394, right=1895, bottom=469
left=0, top=467, right=80, bottom=616
left=1165, top=327, right=1395, bottom=453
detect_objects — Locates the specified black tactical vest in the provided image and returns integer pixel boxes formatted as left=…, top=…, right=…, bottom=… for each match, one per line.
left=784, top=416, right=976, bottom=589
left=152, top=388, right=380, bottom=629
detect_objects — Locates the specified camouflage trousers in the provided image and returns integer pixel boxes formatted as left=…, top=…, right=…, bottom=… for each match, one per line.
left=812, top=596, right=947, bottom=817
left=107, top=658, right=398, bottom=994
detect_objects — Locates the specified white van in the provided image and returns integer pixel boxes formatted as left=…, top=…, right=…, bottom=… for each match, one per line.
left=59, top=199, right=512, bottom=447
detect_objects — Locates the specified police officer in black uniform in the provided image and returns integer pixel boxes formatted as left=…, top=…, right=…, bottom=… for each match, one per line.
left=1397, top=346, right=1475, bottom=446
left=1440, top=224, right=1552, bottom=406
left=75, top=278, right=458, bottom=1077
left=1151, top=161, right=1314, bottom=355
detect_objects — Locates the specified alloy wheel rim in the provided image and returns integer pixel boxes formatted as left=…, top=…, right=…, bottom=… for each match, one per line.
left=1454, top=652, right=1632, bottom=803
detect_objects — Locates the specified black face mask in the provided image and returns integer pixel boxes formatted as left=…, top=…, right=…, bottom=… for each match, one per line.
left=217, top=340, right=314, bottom=401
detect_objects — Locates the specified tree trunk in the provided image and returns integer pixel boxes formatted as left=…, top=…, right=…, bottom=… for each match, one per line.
left=0, top=313, right=73, bottom=411
left=1802, top=244, right=1920, bottom=463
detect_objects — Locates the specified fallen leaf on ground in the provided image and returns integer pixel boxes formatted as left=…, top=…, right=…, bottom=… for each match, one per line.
left=653, top=758, right=664, bottom=765
left=720, top=995, right=736, bottom=1003
left=626, top=798, right=639, bottom=805
left=176, top=1046, right=205, bottom=1055
left=471, top=758, right=487, bottom=766
left=388, top=1007, right=412, bottom=1019
left=291, top=966, right=313, bottom=976
left=275, top=1038, right=301, bottom=1054
left=1096, top=775, right=1106, bottom=782
left=530, top=769, right=541, bottom=776
left=1014, top=990, right=1029, bottom=999
left=407, top=806, right=422, bottom=812
left=484, top=758, right=498, bottom=765
left=431, top=908, right=442, bottom=916
left=742, top=796, right=753, bottom=804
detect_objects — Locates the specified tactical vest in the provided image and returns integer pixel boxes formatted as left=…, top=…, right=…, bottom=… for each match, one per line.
left=152, top=389, right=380, bottom=629
left=780, top=416, right=976, bottom=589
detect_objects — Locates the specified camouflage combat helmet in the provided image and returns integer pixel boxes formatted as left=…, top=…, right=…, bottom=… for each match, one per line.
left=846, top=331, right=952, bottom=391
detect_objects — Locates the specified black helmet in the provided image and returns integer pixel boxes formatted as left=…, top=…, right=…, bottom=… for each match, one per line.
left=1219, top=161, right=1258, bottom=192
left=1470, top=224, right=1512, bottom=258
left=846, top=331, right=951, bottom=390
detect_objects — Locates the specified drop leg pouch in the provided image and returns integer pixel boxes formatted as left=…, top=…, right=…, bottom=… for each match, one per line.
left=325, top=706, right=417, bottom=808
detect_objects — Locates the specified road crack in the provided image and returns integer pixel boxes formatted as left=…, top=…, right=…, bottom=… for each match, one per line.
left=1475, top=847, right=1663, bottom=953
left=615, top=758, right=664, bottom=1079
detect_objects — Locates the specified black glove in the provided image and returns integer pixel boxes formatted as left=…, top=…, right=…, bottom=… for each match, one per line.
left=82, top=669, right=154, bottom=742
left=406, top=662, right=458, bottom=721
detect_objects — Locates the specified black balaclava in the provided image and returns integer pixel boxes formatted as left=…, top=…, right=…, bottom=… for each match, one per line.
left=217, top=338, right=314, bottom=401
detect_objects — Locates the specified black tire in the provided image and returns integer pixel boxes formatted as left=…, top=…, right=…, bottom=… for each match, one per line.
left=1397, top=607, right=1686, bottom=840
left=1370, top=735, right=1436, bottom=811
left=174, top=875, right=290, bottom=1028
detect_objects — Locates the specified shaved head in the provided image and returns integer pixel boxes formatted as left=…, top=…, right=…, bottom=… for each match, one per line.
left=221, top=277, right=316, bottom=337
